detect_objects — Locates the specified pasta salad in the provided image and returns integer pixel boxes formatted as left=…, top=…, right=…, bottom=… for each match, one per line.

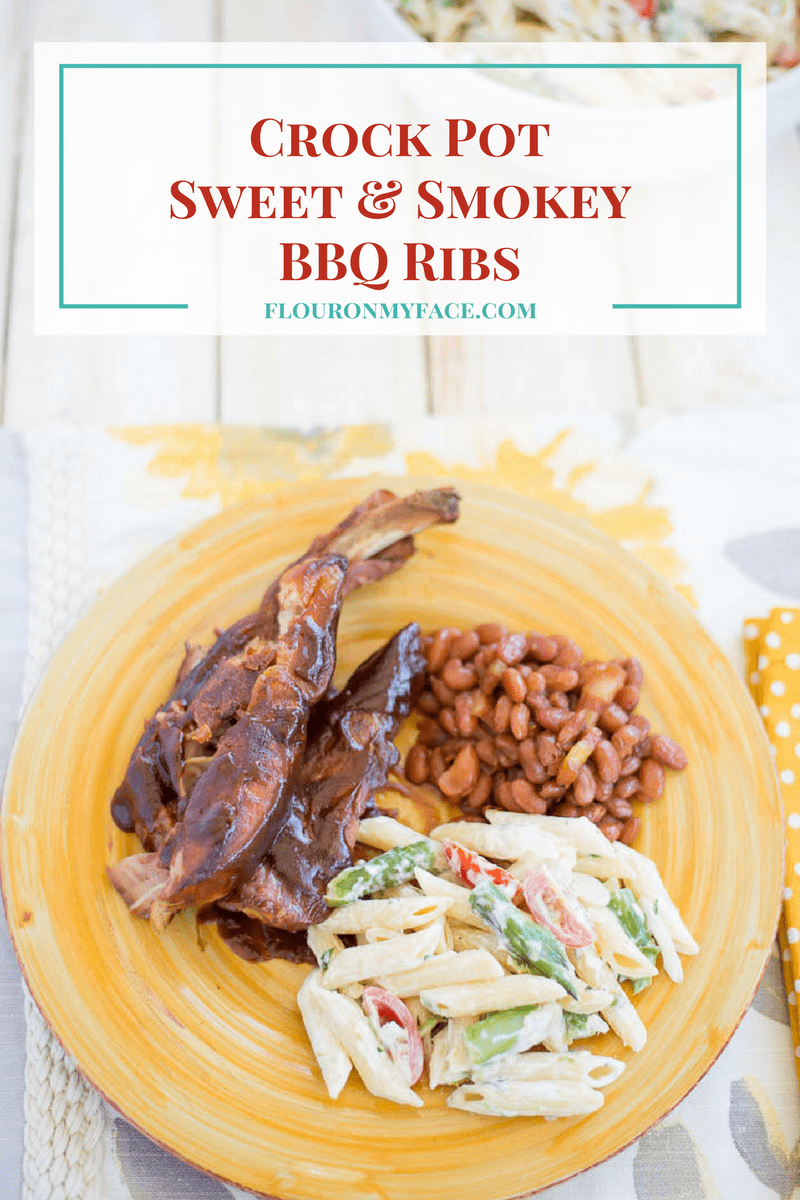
left=393, top=0, right=800, bottom=77
left=297, top=810, right=698, bottom=1117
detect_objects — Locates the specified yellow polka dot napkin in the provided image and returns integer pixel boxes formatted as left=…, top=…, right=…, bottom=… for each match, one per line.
left=744, top=608, right=800, bottom=1080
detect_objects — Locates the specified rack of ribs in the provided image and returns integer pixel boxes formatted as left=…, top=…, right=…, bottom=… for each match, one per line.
left=107, top=487, right=459, bottom=948
left=110, top=487, right=458, bottom=853
left=219, top=623, right=425, bottom=933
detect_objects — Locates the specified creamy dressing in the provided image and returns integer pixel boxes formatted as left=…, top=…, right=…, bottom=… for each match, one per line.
left=394, top=0, right=798, bottom=91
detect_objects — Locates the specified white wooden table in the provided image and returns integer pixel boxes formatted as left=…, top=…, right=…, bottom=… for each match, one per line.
left=1, top=0, right=798, bottom=427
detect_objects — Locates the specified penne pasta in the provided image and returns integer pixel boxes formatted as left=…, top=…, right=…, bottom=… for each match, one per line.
left=430, top=821, right=563, bottom=863
left=299, top=811, right=697, bottom=1111
left=322, top=921, right=443, bottom=990
left=436, top=918, right=453, bottom=954
left=506, top=848, right=576, bottom=885
left=414, top=868, right=486, bottom=928
left=474, top=1049, right=626, bottom=1089
left=571, top=945, right=647, bottom=1052
left=312, top=985, right=422, bottom=1106
left=542, top=1005, right=568, bottom=1053
left=420, top=975, right=565, bottom=1018
left=448, top=921, right=522, bottom=973
left=569, top=872, right=612, bottom=908
left=485, top=811, right=611, bottom=858
left=307, top=924, right=344, bottom=972
left=576, top=853, right=625, bottom=880
left=429, top=1017, right=471, bottom=1088
left=296, top=970, right=352, bottom=1099
left=601, top=997, right=646, bottom=1053
left=447, top=1078, right=605, bottom=1118
left=614, top=844, right=699, bottom=956
left=449, top=922, right=494, bottom=952
left=449, top=922, right=499, bottom=952
left=379, top=883, right=423, bottom=899
left=589, top=905, right=659, bottom=980
left=559, top=980, right=615, bottom=1014
left=356, top=816, right=446, bottom=867
left=317, top=896, right=452, bottom=935
left=406, top=994, right=437, bottom=1062
left=360, top=927, right=403, bottom=944
left=378, top=949, right=504, bottom=997
left=639, top=897, right=683, bottom=983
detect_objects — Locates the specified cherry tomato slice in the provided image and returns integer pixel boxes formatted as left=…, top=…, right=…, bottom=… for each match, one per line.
left=775, top=45, right=800, bottom=69
left=443, top=840, right=519, bottom=899
left=522, top=867, right=596, bottom=948
left=628, top=0, right=655, bottom=17
left=362, top=986, right=424, bottom=1086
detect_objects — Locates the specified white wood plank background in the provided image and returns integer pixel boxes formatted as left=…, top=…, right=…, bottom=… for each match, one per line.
left=0, top=0, right=26, bottom=413
left=219, top=0, right=429, bottom=426
left=1, top=0, right=798, bottom=425
left=636, top=124, right=800, bottom=407
left=2, top=0, right=219, bottom=426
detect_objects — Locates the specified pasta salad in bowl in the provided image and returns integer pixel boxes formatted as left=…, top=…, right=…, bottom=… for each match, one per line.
left=383, top=0, right=799, bottom=79
left=366, top=0, right=800, bottom=136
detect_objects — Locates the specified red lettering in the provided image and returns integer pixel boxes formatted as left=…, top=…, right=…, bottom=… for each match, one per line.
left=461, top=248, right=490, bottom=281
left=417, top=181, right=444, bottom=220
left=317, top=243, right=347, bottom=281
left=249, top=186, right=275, bottom=218
left=351, top=242, right=389, bottom=290
left=440, top=247, right=455, bottom=281
left=321, top=124, right=358, bottom=158
left=169, top=180, right=196, bottom=219
left=494, top=248, right=520, bottom=281
left=397, top=123, right=431, bottom=157
left=198, top=185, right=247, bottom=219
left=447, top=119, right=476, bottom=157
left=289, top=125, right=319, bottom=157
left=281, top=186, right=308, bottom=219
left=405, top=243, right=437, bottom=281
left=449, top=186, right=488, bottom=219
left=281, top=243, right=312, bottom=281
left=601, top=186, right=631, bottom=218
left=310, top=186, right=343, bottom=218
left=363, top=123, right=392, bottom=157
left=250, top=118, right=283, bottom=157
left=494, top=186, right=529, bottom=219
left=518, top=124, right=550, bottom=157
left=572, top=187, right=598, bottom=219
left=535, top=186, right=569, bottom=219
left=479, top=123, right=515, bottom=157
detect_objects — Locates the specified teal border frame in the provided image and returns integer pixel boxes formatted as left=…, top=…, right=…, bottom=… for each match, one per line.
left=57, top=60, right=743, bottom=311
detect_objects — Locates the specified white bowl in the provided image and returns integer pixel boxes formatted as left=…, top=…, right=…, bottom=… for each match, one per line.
left=364, top=0, right=800, bottom=141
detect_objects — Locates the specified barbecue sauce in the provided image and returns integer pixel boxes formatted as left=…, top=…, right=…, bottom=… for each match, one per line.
left=203, top=907, right=315, bottom=965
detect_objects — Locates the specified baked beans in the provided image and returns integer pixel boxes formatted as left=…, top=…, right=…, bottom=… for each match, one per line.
left=407, top=625, right=688, bottom=842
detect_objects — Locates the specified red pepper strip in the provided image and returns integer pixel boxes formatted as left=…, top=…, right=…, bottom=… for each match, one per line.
left=522, top=867, right=596, bottom=949
left=443, top=839, right=519, bottom=900
left=627, top=0, right=655, bottom=17
left=362, top=987, right=424, bottom=1086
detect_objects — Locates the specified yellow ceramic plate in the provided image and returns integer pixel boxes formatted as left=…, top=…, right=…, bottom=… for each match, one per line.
left=1, top=476, right=783, bottom=1200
